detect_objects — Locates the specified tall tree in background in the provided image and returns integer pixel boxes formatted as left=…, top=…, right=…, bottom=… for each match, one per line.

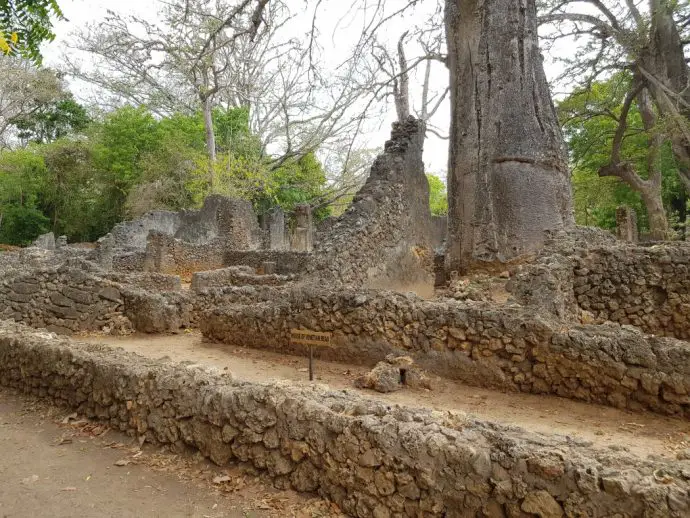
left=539, top=0, right=690, bottom=191
left=0, top=0, right=62, bottom=64
left=445, top=0, right=573, bottom=272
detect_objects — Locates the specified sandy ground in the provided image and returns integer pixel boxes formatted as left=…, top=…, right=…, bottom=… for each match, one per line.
left=81, top=331, right=690, bottom=460
left=0, top=390, right=342, bottom=518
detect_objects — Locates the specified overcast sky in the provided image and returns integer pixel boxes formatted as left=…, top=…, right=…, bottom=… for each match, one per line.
left=42, top=0, right=574, bottom=180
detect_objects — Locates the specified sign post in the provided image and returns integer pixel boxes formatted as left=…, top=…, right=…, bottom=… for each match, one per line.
left=290, top=329, right=332, bottom=381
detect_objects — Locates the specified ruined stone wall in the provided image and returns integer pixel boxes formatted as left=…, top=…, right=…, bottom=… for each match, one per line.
left=223, top=250, right=312, bottom=275
left=0, top=262, right=127, bottom=334
left=191, top=266, right=295, bottom=291
left=201, top=289, right=690, bottom=418
left=143, top=231, right=227, bottom=275
left=429, top=216, right=447, bottom=250
left=510, top=237, right=690, bottom=339
left=573, top=244, right=690, bottom=339
left=1, top=321, right=688, bottom=518
left=306, top=118, right=435, bottom=296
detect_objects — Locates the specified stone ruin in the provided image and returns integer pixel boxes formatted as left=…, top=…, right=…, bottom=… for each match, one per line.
left=1, top=117, right=690, bottom=516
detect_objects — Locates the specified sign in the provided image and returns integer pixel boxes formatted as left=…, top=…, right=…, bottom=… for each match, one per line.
left=290, top=329, right=332, bottom=347
left=290, top=328, right=333, bottom=381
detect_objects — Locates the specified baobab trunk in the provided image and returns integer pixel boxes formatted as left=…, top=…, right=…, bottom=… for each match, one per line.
left=445, top=0, right=573, bottom=273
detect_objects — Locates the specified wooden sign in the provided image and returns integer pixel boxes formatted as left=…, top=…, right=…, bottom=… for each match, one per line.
left=290, top=329, right=332, bottom=347
left=290, top=328, right=333, bottom=381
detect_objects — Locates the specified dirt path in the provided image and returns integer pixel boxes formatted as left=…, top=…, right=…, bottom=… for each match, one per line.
left=0, top=390, right=339, bottom=518
left=83, top=332, right=690, bottom=460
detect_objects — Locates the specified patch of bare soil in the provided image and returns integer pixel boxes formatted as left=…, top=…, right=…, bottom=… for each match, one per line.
left=84, top=332, right=690, bottom=460
left=0, top=390, right=343, bottom=518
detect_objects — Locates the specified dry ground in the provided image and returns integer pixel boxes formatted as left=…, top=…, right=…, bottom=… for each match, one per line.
left=83, top=331, right=690, bottom=460
left=0, top=390, right=342, bottom=518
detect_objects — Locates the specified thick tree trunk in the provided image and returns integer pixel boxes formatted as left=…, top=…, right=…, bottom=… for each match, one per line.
left=445, top=0, right=573, bottom=273
left=202, top=95, right=217, bottom=190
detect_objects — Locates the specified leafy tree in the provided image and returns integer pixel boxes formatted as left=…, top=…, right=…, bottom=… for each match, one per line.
left=0, top=147, right=49, bottom=244
left=11, top=97, right=90, bottom=143
left=559, top=75, right=685, bottom=236
left=0, top=0, right=63, bottom=64
left=427, top=173, right=447, bottom=216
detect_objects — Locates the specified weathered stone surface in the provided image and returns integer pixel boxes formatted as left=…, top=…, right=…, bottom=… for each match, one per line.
left=201, top=288, right=690, bottom=418
left=0, top=321, right=688, bottom=518
left=306, top=118, right=435, bottom=297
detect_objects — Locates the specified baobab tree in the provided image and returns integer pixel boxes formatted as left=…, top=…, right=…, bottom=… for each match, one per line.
left=445, top=0, right=574, bottom=272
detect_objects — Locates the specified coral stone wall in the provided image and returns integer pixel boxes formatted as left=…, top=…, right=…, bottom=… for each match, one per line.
left=0, top=262, right=126, bottom=334
left=510, top=239, right=690, bottom=339
left=573, top=244, right=690, bottom=339
left=1, top=321, right=688, bottom=518
left=306, top=118, right=435, bottom=296
left=201, top=289, right=690, bottom=417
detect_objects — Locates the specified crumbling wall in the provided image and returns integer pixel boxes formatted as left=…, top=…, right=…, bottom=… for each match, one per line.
left=191, top=266, right=294, bottom=291
left=510, top=236, right=690, bottom=339
left=1, top=321, right=688, bottom=518
left=573, top=244, right=690, bottom=339
left=201, top=289, right=690, bottom=417
left=306, top=118, right=435, bottom=296
left=0, top=261, right=128, bottom=334
left=143, top=231, right=227, bottom=274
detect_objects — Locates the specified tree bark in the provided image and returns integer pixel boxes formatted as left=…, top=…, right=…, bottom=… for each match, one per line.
left=202, top=94, right=217, bottom=190
left=445, top=0, right=573, bottom=273
left=642, top=0, right=690, bottom=190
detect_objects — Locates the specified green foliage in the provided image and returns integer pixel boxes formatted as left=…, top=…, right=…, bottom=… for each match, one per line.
left=0, top=205, right=49, bottom=245
left=0, top=147, right=49, bottom=244
left=0, top=0, right=63, bottom=64
left=0, top=103, right=333, bottom=244
left=427, top=173, right=448, bottom=216
left=12, top=97, right=90, bottom=143
left=558, top=73, right=685, bottom=233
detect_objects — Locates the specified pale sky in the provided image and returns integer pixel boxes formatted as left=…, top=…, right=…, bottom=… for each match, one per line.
left=42, top=0, right=576, bottom=180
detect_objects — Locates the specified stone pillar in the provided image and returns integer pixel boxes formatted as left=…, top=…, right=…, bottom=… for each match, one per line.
left=268, top=208, right=286, bottom=250
left=291, top=204, right=314, bottom=252
left=616, top=206, right=638, bottom=243
left=56, top=235, right=68, bottom=249
left=96, top=234, right=115, bottom=271
left=32, top=232, right=55, bottom=250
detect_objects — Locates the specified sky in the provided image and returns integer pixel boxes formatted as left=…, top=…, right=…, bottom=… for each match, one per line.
left=41, top=0, right=576, bottom=180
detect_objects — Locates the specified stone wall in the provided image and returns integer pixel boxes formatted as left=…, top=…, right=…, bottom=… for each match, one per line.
left=143, top=231, right=227, bottom=275
left=1, top=321, right=688, bottom=518
left=510, top=236, right=690, bottom=339
left=306, top=118, right=435, bottom=297
left=572, top=244, right=690, bottom=339
left=429, top=216, right=447, bottom=250
left=0, top=261, right=127, bottom=334
left=191, top=266, right=295, bottom=291
left=201, top=289, right=690, bottom=418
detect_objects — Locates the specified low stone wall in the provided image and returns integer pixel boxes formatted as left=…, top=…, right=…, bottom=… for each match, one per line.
left=510, top=238, right=690, bottom=339
left=223, top=250, right=312, bottom=275
left=202, top=289, right=690, bottom=418
left=1, top=321, right=688, bottom=517
left=143, top=231, right=227, bottom=274
left=573, top=244, right=690, bottom=339
left=0, top=261, right=127, bottom=334
left=191, top=266, right=294, bottom=291
left=105, top=272, right=181, bottom=292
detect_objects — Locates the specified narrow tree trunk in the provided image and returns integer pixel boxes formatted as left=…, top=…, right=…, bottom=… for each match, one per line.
left=202, top=95, right=217, bottom=191
left=642, top=191, right=668, bottom=240
left=395, top=32, right=410, bottom=122
left=445, top=0, right=573, bottom=273
left=643, top=0, right=690, bottom=189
